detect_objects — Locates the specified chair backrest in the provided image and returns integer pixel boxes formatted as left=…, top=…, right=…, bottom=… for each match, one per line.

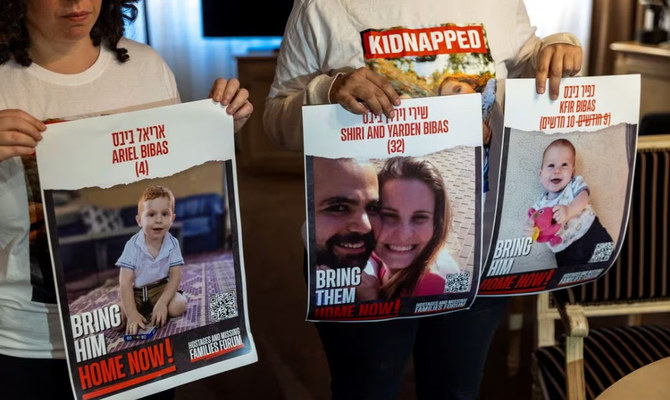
left=537, top=134, right=670, bottom=345
left=534, top=134, right=670, bottom=400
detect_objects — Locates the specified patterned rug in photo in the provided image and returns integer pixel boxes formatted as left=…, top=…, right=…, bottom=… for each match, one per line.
left=67, top=251, right=236, bottom=354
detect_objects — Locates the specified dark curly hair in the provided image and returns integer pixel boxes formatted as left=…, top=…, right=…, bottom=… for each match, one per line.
left=0, top=0, right=140, bottom=66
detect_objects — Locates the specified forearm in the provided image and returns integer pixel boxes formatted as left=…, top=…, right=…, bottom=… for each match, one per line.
left=508, top=1, right=581, bottom=79
left=263, top=91, right=306, bottom=151
left=511, top=33, right=581, bottom=79
left=264, top=72, right=341, bottom=151
left=119, top=269, right=140, bottom=316
left=567, top=190, right=589, bottom=219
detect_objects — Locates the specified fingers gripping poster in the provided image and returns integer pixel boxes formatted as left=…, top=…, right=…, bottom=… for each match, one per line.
left=479, top=75, right=640, bottom=295
left=36, top=100, right=256, bottom=399
left=303, top=95, right=483, bottom=321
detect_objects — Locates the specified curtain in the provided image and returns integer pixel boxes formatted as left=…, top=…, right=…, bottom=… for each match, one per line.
left=588, top=0, right=638, bottom=76
left=524, top=0, right=594, bottom=72
left=143, top=0, right=281, bottom=102
left=523, top=0, right=640, bottom=76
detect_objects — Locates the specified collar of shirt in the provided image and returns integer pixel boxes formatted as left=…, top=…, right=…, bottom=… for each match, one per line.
left=136, top=230, right=175, bottom=261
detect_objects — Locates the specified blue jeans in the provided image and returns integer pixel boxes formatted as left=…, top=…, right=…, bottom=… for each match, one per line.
left=315, top=296, right=509, bottom=400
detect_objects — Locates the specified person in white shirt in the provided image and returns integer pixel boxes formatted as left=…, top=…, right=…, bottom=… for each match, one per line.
left=0, top=1, right=252, bottom=398
left=264, top=1, right=583, bottom=398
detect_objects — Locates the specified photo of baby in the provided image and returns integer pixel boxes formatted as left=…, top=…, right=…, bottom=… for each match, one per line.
left=528, top=139, right=613, bottom=268
left=491, top=123, right=634, bottom=274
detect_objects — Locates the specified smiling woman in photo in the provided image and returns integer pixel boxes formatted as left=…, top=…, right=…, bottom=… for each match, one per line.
left=375, top=156, right=456, bottom=299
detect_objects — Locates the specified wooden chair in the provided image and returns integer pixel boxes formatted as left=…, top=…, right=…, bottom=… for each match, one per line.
left=532, top=134, right=670, bottom=400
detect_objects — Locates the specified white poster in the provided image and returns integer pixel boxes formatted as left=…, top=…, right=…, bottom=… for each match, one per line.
left=303, top=95, right=483, bottom=321
left=480, top=75, right=640, bottom=295
left=36, top=100, right=257, bottom=399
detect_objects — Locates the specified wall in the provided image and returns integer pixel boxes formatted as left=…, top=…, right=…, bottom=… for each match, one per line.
left=143, top=0, right=282, bottom=102
left=78, top=161, right=225, bottom=209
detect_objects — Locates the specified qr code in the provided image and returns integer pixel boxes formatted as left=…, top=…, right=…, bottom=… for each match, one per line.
left=209, top=291, right=238, bottom=321
left=589, top=241, right=614, bottom=263
left=444, top=271, right=472, bottom=293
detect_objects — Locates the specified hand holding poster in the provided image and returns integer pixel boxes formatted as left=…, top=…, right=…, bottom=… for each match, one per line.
left=36, top=100, right=256, bottom=399
left=303, top=95, right=483, bottom=321
left=480, top=75, right=640, bottom=295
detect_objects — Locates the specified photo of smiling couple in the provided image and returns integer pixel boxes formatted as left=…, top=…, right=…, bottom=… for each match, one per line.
left=306, top=149, right=480, bottom=321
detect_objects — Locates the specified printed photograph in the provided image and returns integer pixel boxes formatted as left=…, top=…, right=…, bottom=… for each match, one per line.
left=493, top=123, right=634, bottom=273
left=307, top=145, right=478, bottom=313
left=50, top=161, right=238, bottom=354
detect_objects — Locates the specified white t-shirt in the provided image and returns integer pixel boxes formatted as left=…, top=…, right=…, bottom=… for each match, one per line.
left=0, top=39, right=179, bottom=359
left=264, top=0, right=580, bottom=151
left=267, top=0, right=580, bottom=254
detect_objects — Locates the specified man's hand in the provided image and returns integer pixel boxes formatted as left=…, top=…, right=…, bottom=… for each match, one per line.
left=329, top=67, right=400, bottom=119
left=208, top=78, right=253, bottom=133
left=0, top=109, right=46, bottom=161
left=535, top=44, right=583, bottom=100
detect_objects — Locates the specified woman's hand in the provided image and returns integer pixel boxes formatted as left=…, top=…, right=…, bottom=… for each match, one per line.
left=535, top=43, right=583, bottom=100
left=356, top=270, right=381, bottom=302
left=330, top=67, right=400, bottom=119
left=0, top=109, right=46, bottom=161
left=208, top=78, right=253, bottom=133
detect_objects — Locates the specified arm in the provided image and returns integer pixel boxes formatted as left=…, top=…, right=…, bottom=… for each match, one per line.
left=0, top=109, right=46, bottom=161
left=263, top=5, right=326, bottom=151
left=263, top=5, right=398, bottom=151
left=119, top=267, right=147, bottom=335
left=553, top=189, right=589, bottom=225
left=151, top=266, right=182, bottom=328
left=508, top=0, right=583, bottom=100
left=208, top=78, right=253, bottom=133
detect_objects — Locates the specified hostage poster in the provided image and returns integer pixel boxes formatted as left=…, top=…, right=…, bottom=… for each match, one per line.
left=361, top=21, right=503, bottom=286
left=35, top=100, right=257, bottom=399
left=303, top=95, right=483, bottom=321
left=479, top=75, right=640, bottom=295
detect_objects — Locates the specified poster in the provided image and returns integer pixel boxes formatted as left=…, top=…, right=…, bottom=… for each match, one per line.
left=361, top=22, right=503, bottom=283
left=36, top=100, right=257, bottom=399
left=303, top=95, right=483, bottom=321
left=479, top=75, right=640, bottom=295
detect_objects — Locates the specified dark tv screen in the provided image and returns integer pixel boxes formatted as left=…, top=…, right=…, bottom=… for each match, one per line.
left=201, top=0, right=293, bottom=37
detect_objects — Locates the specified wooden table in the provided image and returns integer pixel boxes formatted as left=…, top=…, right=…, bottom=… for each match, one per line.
left=595, top=357, right=670, bottom=400
left=610, top=41, right=670, bottom=119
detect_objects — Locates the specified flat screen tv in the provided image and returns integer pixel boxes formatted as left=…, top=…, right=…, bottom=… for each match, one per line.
left=201, top=0, right=293, bottom=37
